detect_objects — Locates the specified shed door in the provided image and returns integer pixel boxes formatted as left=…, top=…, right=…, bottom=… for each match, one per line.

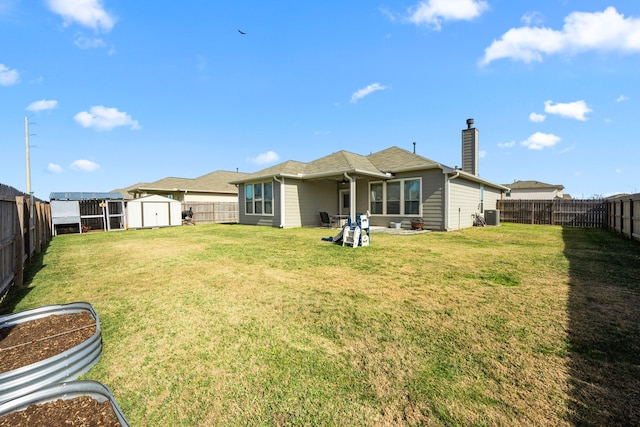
left=142, top=202, right=170, bottom=227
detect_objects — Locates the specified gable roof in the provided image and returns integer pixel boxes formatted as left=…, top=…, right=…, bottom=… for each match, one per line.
left=505, top=180, right=564, bottom=190
left=129, top=170, right=249, bottom=195
left=111, top=182, right=148, bottom=200
left=230, top=146, right=508, bottom=190
left=304, top=151, right=384, bottom=178
left=367, top=146, right=439, bottom=172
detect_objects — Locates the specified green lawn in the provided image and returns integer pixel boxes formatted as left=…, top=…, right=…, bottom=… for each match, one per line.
left=2, top=223, right=639, bottom=426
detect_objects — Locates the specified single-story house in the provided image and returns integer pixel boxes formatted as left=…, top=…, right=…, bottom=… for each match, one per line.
left=230, top=119, right=509, bottom=230
left=122, top=170, right=249, bottom=203
left=504, top=180, right=566, bottom=200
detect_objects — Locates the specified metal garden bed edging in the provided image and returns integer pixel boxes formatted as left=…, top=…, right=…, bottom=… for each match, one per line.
left=0, top=380, right=130, bottom=426
left=0, top=302, right=102, bottom=404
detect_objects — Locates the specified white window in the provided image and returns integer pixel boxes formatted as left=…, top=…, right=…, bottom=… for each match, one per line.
left=369, top=178, right=421, bottom=216
left=370, top=183, right=383, bottom=214
left=245, top=181, right=274, bottom=215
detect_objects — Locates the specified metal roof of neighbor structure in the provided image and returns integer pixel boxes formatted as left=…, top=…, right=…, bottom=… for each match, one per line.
left=49, top=192, right=123, bottom=201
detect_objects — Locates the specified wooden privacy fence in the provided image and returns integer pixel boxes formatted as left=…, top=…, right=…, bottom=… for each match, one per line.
left=607, top=193, right=640, bottom=242
left=181, top=201, right=239, bottom=224
left=496, top=199, right=608, bottom=228
left=0, top=184, right=52, bottom=299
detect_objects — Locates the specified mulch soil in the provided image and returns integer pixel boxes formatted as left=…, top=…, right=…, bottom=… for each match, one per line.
left=0, top=312, right=121, bottom=426
left=0, top=396, right=121, bottom=427
left=0, top=312, right=96, bottom=374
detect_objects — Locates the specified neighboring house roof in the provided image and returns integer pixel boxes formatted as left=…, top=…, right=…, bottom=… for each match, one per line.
left=111, top=182, right=148, bottom=200
left=127, top=170, right=249, bottom=195
left=504, top=180, right=564, bottom=190
left=231, top=146, right=508, bottom=190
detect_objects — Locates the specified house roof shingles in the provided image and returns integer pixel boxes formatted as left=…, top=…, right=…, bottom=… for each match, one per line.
left=131, top=170, right=249, bottom=194
left=231, top=146, right=508, bottom=191
left=367, top=146, right=439, bottom=171
left=505, top=180, right=564, bottom=190
left=234, top=146, right=441, bottom=183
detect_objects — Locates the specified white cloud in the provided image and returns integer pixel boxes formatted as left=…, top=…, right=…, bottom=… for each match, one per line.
left=70, top=159, right=99, bottom=172
left=615, top=168, right=622, bottom=173
left=47, top=0, right=115, bottom=31
left=521, top=11, right=544, bottom=26
left=74, top=35, right=107, bottom=49
left=481, top=7, right=640, bottom=65
left=498, top=140, right=515, bottom=148
left=529, top=112, right=546, bottom=122
left=74, top=106, right=140, bottom=131
left=48, top=163, right=63, bottom=173
left=407, top=0, right=488, bottom=30
left=479, top=150, right=487, bottom=159
left=248, top=151, right=279, bottom=165
left=27, top=99, right=58, bottom=112
left=0, top=63, right=19, bottom=86
left=616, top=95, right=629, bottom=102
left=521, top=132, right=561, bottom=150
left=350, top=83, right=388, bottom=103
left=544, top=100, right=591, bottom=121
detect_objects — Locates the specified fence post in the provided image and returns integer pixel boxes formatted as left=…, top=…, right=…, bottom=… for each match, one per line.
left=14, top=197, right=25, bottom=287
left=530, top=201, right=534, bottom=224
left=630, top=197, right=634, bottom=239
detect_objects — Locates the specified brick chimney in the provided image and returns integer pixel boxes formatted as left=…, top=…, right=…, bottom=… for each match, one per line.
left=461, top=118, right=478, bottom=176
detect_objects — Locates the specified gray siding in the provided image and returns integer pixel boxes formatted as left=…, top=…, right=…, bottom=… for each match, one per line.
left=237, top=180, right=280, bottom=227
left=421, top=170, right=446, bottom=230
left=282, top=179, right=301, bottom=227
left=448, top=178, right=481, bottom=229
left=367, top=169, right=445, bottom=231
left=297, top=180, right=339, bottom=227
left=484, top=186, right=502, bottom=211
left=239, top=179, right=340, bottom=228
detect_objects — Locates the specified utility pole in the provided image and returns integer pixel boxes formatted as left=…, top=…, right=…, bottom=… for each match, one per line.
left=25, top=117, right=34, bottom=219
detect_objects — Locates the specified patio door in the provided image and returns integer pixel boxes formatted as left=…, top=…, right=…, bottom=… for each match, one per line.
left=339, top=189, right=350, bottom=215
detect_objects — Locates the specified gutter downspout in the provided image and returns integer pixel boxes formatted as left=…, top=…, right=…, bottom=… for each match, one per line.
left=344, top=172, right=355, bottom=225
left=273, top=176, right=285, bottom=228
left=444, top=170, right=460, bottom=230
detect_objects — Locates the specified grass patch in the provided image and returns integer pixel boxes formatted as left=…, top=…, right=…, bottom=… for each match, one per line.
left=2, top=223, right=639, bottom=426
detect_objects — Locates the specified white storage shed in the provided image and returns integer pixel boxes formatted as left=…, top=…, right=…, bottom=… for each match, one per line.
left=126, top=195, right=182, bottom=229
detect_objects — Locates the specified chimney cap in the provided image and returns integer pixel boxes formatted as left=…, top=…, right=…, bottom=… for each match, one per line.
left=466, top=118, right=474, bottom=129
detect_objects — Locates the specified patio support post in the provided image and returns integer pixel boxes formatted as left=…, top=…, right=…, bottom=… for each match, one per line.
left=344, top=172, right=356, bottom=224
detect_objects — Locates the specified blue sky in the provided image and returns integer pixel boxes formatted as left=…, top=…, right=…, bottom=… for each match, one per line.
left=1, top=0, right=639, bottom=200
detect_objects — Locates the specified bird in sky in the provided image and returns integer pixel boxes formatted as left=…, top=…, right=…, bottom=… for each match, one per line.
left=238, top=29, right=246, bottom=35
